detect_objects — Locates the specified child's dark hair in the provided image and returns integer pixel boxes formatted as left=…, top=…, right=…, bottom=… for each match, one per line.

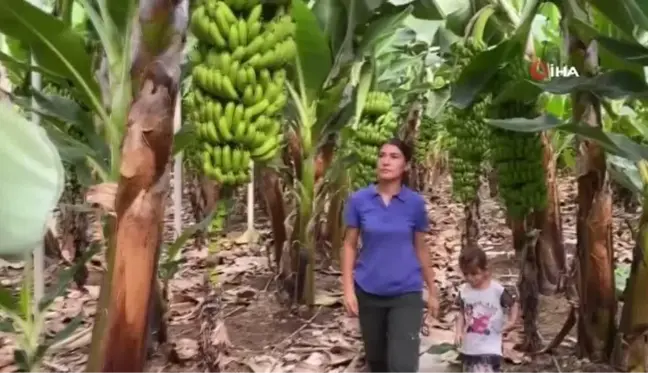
left=381, top=137, right=413, bottom=163
left=458, top=248, right=488, bottom=273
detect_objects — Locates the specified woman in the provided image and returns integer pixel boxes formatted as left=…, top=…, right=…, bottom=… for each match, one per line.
left=342, top=138, right=440, bottom=372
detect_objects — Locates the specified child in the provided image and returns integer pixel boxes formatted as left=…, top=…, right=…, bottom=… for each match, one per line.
left=454, top=248, right=519, bottom=372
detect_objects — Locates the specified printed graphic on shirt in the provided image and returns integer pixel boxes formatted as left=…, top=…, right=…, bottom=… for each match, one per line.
left=464, top=301, right=498, bottom=335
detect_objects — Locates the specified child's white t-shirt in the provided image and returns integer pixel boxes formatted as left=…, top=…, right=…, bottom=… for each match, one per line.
left=456, top=280, right=515, bottom=356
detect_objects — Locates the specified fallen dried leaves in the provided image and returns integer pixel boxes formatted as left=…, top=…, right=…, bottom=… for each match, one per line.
left=0, top=174, right=638, bottom=373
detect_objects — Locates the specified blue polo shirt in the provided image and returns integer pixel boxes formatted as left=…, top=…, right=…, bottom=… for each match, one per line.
left=344, top=185, right=429, bottom=296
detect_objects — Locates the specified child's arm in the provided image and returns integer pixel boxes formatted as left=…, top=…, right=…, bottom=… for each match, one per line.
left=501, top=288, right=518, bottom=332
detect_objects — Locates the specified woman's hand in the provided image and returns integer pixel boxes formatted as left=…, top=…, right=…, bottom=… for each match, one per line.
left=426, top=289, right=440, bottom=318
left=503, top=320, right=516, bottom=334
left=344, top=288, right=359, bottom=316
left=454, top=331, right=463, bottom=347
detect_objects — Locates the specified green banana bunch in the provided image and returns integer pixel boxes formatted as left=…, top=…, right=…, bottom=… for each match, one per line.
left=444, top=96, right=492, bottom=203
left=438, top=38, right=491, bottom=204
left=414, top=115, right=444, bottom=165
left=184, top=0, right=296, bottom=186
left=340, top=91, right=399, bottom=190
left=490, top=60, right=547, bottom=219
left=363, top=91, right=393, bottom=117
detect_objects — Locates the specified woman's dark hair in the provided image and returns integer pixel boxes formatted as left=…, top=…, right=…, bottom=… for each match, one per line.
left=381, top=137, right=413, bottom=163
left=458, top=248, right=488, bottom=273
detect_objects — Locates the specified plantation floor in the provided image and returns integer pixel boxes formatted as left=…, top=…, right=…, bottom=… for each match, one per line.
left=0, top=173, right=635, bottom=372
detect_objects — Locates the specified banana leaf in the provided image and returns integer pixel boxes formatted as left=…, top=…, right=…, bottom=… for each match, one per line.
left=0, top=102, right=65, bottom=259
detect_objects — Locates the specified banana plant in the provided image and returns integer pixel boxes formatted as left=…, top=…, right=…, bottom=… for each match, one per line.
left=0, top=0, right=125, bottom=181
left=0, top=101, right=101, bottom=369
left=0, top=100, right=101, bottom=365
left=305, top=0, right=492, bottom=270
left=0, top=0, right=197, bottom=282
left=272, top=0, right=444, bottom=305
left=482, top=0, right=648, bottom=365
left=0, top=0, right=193, bottom=186
left=0, top=244, right=99, bottom=372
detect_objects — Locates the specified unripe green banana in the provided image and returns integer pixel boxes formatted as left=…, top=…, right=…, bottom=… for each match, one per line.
left=186, top=1, right=296, bottom=180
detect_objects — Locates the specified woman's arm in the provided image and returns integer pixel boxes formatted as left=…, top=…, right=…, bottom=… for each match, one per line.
left=455, top=310, right=465, bottom=333
left=414, top=232, right=437, bottom=293
left=342, top=195, right=361, bottom=294
left=342, top=228, right=360, bottom=294
left=413, top=197, right=436, bottom=293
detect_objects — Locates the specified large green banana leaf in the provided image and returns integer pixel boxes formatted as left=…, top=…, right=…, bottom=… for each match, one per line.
left=0, top=101, right=64, bottom=258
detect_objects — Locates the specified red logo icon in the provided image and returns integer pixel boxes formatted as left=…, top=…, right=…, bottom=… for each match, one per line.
left=529, top=59, right=549, bottom=81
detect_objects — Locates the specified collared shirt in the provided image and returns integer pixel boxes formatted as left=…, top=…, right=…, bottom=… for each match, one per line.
left=344, top=184, right=429, bottom=296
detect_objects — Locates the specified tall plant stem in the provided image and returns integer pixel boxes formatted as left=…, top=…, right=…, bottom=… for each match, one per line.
left=617, top=160, right=648, bottom=371
left=298, top=151, right=316, bottom=305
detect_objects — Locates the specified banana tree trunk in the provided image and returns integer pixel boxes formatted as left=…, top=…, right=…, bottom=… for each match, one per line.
left=617, top=162, right=648, bottom=371
left=461, top=199, right=480, bottom=252
left=86, top=0, right=188, bottom=370
left=509, top=134, right=565, bottom=352
left=535, top=132, right=565, bottom=295
left=325, top=173, right=346, bottom=263
left=187, top=172, right=218, bottom=248
left=258, top=167, right=287, bottom=269
left=516, top=216, right=541, bottom=351
left=273, top=129, right=333, bottom=303
left=316, top=136, right=337, bottom=262
left=401, top=101, right=422, bottom=188
left=58, top=171, right=90, bottom=286
left=569, top=36, right=616, bottom=361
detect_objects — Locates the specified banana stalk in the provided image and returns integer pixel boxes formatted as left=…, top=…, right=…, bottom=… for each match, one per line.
left=286, top=80, right=318, bottom=304
left=325, top=173, right=348, bottom=262
left=299, top=156, right=316, bottom=305
left=618, top=160, right=648, bottom=371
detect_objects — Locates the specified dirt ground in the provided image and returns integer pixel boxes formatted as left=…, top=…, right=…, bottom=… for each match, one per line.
left=0, top=173, right=634, bottom=372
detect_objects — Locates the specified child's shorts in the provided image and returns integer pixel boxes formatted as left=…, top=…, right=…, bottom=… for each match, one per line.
left=460, top=353, right=502, bottom=372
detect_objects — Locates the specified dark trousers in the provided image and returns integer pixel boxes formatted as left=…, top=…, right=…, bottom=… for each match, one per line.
left=355, top=284, right=423, bottom=372
left=461, top=354, right=502, bottom=372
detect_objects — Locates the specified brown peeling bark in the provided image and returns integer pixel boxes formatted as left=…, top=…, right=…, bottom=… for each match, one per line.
left=401, top=102, right=422, bottom=189
left=315, top=136, right=335, bottom=182
left=535, top=132, right=565, bottom=295
left=516, top=217, right=542, bottom=352
left=617, top=197, right=648, bottom=371
left=285, top=128, right=332, bottom=183
left=319, top=137, right=341, bottom=263
left=509, top=215, right=541, bottom=352
left=570, top=37, right=616, bottom=361
left=99, top=73, right=176, bottom=371
left=86, top=0, right=187, bottom=369
left=284, top=129, right=302, bottom=184
left=187, top=172, right=219, bottom=247
left=258, top=167, right=287, bottom=268
left=325, top=199, right=343, bottom=261
left=510, top=218, right=526, bottom=257
left=506, top=134, right=564, bottom=352
left=200, top=279, right=231, bottom=371
left=58, top=174, right=91, bottom=286
left=461, top=198, right=480, bottom=252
